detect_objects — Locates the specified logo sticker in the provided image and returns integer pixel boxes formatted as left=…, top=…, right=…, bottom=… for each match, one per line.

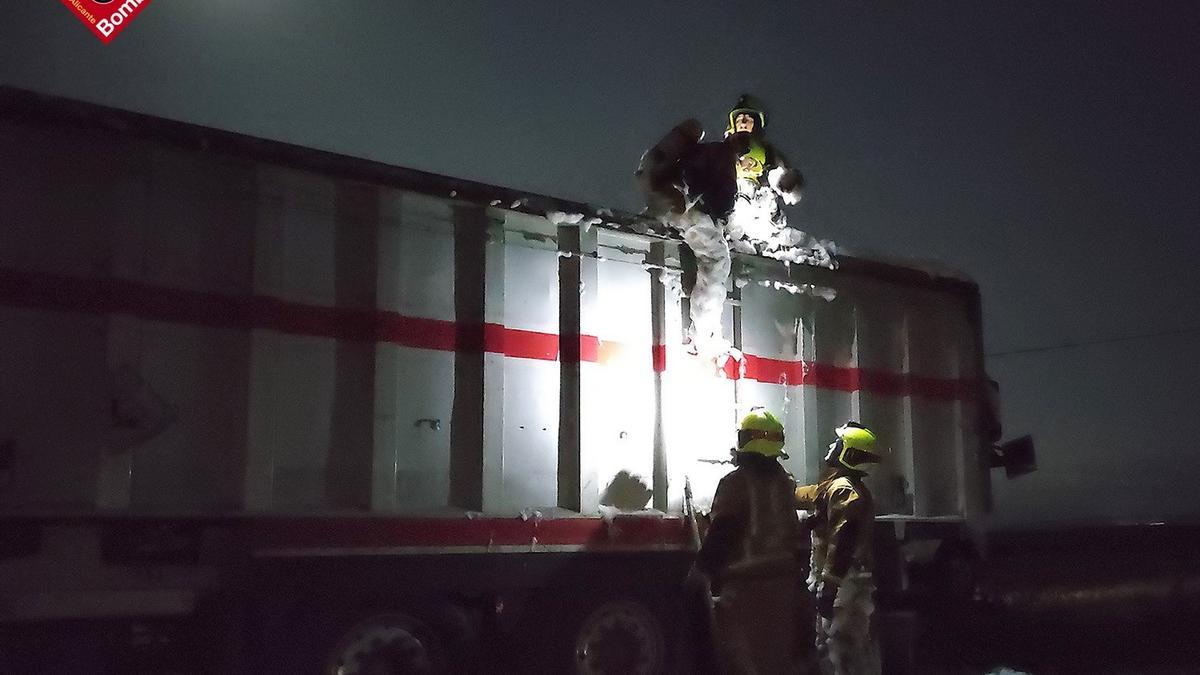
left=59, top=0, right=154, bottom=44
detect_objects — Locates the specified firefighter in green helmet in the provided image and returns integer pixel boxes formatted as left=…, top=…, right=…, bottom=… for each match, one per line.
left=635, top=94, right=804, bottom=223
left=722, top=94, right=807, bottom=254
left=725, top=94, right=804, bottom=205
left=694, top=407, right=816, bottom=673
left=795, top=422, right=885, bottom=675
left=635, top=95, right=819, bottom=357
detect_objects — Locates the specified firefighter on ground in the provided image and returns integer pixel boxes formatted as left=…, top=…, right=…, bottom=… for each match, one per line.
left=795, top=423, right=884, bottom=675
left=692, top=408, right=816, bottom=674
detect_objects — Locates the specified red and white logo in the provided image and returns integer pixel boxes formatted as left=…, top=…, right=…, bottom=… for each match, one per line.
left=59, top=0, right=154, bottom=44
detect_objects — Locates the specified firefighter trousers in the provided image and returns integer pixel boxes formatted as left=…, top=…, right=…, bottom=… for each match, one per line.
left=816, top=573, right=880, bottom=675
left=714, top=574, right=816, bottom=674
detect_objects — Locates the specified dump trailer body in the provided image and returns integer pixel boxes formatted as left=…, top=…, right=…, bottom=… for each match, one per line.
left=0, top=88, right=990, bottom=672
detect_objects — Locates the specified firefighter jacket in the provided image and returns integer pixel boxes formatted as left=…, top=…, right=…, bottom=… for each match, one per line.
left=638, top=118, right=740, bottom=219
left=795, top=472, right=874, bottom=584
left=696, top=453, right=806, bottom=585
left=726, top=131, right=804, bottom=202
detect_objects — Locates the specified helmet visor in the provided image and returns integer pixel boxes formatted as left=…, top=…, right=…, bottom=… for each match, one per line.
left=842, top=447, right=881, bottom=467
left=737, top=427, right=784, bottom=448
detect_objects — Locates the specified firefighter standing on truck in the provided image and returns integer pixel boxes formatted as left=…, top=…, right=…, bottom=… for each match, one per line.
left=722, top=95, right=805, bottom=254
left=724, top=95, right=804, bottom=208
left=692, top=407, right=816, bottom=674
left=795, top=422, right=883, bottom=675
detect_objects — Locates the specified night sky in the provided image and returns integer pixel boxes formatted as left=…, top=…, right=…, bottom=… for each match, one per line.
left=3, top=2, right=1198, bottom=526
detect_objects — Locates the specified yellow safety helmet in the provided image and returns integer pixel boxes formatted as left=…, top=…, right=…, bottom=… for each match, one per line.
left=737, top=407, right=786, bottom=458
left=827, top=422, right=882, bottom=472
left=726, top=94, right=767, bottom=136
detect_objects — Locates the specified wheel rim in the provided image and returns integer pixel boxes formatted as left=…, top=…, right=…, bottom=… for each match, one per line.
left=326, top=613, right=436, bottom=675
left=573, top=600, right=665, bottom=675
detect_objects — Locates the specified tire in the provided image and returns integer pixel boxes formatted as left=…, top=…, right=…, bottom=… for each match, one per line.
left=257, top=599, right=472, bottom=674
left=322, top=610, right=446, bottom=675
left=561, top=595, right=676, bottom=675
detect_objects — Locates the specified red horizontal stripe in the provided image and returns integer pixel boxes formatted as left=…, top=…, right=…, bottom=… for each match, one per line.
left=500, top=326, right=560, bottom=360
left=743, top=355, right=803, bottom=384
left=805, top=362, right=860, bottom=391
left=651, top=345, right=667, bottom=372
left=0, top=268, right=592, bottom=363
left=737, top=355, right=972, bottom=401
left=377, top=313, right=458, bottom=351
left=858, top=368, right=909, bottom=398
left=0, top=267, right=974, bottom=400
left=720, top=355, right=741, bottom=379
left=579, top=335, right=600, bottom=363
left=252, top=516, right=690, bottom=551
left=482, top=322, right=507, bottom=353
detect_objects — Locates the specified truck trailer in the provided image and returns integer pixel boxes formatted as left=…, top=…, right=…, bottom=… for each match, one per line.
left=0, top=88, right=996, bottom=673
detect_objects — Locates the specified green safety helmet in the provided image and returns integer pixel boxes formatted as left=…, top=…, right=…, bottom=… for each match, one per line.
left=727, top=94, right=767, bottom=135
left=825, top=422, right=882, bottom=473
left=737, top=407, right=786, bottom=458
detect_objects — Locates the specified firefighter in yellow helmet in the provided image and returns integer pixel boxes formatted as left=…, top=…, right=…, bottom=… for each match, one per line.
left=725, top=95, right=801, bottom=199
left=795, top=423, right=884, bottom=675
left=721, top=95, right=810, bottom=259
left=694, top=407, right=815, bottom=673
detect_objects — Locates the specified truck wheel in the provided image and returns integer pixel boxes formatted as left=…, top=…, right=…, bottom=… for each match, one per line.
left=571, top=598, right=667, bottom=675
left=322, top=611, right=444, bottom=674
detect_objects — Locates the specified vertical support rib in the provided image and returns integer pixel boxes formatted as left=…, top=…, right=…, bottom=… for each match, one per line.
left=731, top=265, right=743, bottom=425
left=449, top=204, right=489, bottom=511
left=326, top=181, right=380, bottom=510
left=480, top=219, right=506, bottom=513
left=649, top=242, right=669, bottom=511
left=557, top=224, right=599, bottom=513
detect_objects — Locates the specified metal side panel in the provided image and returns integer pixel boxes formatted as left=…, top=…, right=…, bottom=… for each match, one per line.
left=501, top=359, right=560, bottom=514
left=592, top=257, right=656, bottom=511
left=653, top=257, right=690, bottom=513
left=96, top=147, right=258, bottom=511
left=503, top=235, right=560, bottom=334
left=0, top=122, right=126, bottom=279
left=811, top=290, right=858, bottom=466
left=906, top=292, right=965, bottom=516
left=254, top=166, right=338, bottom=307
left=377, top=190, right=455, bottom=321
left=951, top=299, right=988, bottom=522
left=790, top=296, right=823, bottom=484
left=248, top=165, right=382, bottom=511
left=738, top=279, right=804, bottom=363
left=142, top=146, right=257, bottom=296
left=0, top=308, right=109, bottom=509
left=664, top=327, right=738, bottom=515
left=374, top=345, right=454, bottom=511
left=853, top=281, right=916, bottom=515
left=371, top=191, right=458, bottom=511
left=500, top=241, right=560, bottom=514
left=246, top=333, right=337, bottom=510
left=737, top=281, right=806, bottom=478
left=120, top=320, right=251, bottom=511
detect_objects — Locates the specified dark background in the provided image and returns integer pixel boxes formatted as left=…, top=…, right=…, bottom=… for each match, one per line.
left=3, top=1, right=1199, bottom=527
